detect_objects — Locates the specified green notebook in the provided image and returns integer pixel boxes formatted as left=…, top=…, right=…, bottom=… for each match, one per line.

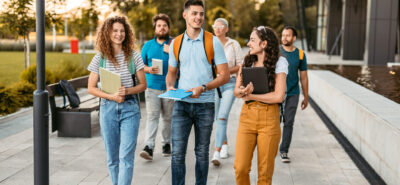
left=99, top=68, right=121, bottom=94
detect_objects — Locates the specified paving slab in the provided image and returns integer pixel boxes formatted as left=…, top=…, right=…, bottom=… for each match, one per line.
left=0, top=95, right=370, bottom=185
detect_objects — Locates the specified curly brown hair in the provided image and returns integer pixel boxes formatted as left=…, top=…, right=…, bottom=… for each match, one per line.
left=243, top=26, right=280, bottom=91
left=95, top=16, right=135, bottom=68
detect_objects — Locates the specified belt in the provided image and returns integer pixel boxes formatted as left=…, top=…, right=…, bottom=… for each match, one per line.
left=245, top=100, right=268, bottom=105
left=125, top=94, right=136, bottom=100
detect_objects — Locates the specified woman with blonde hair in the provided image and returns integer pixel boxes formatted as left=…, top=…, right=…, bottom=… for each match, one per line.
left=233, top=26, right=288, bottom=185
left=211, top=17, right=243, bottom=166
left=87, top=16, right=146, bottom=185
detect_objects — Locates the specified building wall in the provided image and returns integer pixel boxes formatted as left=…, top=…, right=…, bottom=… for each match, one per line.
left=342, top=0, right=367, bottom=60
left=365, top=0, right=399, bottom=65
left=325, top=0, right=343, bottom=55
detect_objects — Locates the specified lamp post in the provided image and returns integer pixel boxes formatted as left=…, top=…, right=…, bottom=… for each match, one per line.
left=34, top=0, right=49, bottom=184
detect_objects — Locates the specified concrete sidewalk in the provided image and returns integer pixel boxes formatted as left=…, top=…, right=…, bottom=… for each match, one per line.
left=0, top=95, right=369, bottom=185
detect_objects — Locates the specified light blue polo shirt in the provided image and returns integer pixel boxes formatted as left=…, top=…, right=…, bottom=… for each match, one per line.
left=168, top=29, right=227, bottom=103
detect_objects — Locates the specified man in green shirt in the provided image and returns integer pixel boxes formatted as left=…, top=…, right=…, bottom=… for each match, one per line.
left=279, top=26, right=309, bottom=163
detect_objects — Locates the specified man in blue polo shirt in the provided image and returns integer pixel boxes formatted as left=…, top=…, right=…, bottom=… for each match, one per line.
left=279, top=26, right=309, bottom=163
left=139, top=13, right=173, bottom=161
left=166, top=1, right=229, bottom=184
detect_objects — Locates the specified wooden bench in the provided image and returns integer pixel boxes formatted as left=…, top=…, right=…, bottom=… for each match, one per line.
left=46, top=75, right=99, bottom=138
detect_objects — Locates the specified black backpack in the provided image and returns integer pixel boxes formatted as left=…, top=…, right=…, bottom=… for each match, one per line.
left=58, top=80, right=80, bottom=108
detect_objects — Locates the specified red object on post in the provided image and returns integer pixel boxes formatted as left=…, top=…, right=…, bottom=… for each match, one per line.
left=70, top=39, right=79, bottom=54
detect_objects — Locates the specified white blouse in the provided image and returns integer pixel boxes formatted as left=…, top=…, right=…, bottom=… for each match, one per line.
left=223, top=38, right=243, bottom=77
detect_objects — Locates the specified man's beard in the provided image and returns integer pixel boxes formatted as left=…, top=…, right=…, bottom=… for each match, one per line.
left=282, top=40, right=293, bottom=46
left=156, top=32, right=169, bottom=40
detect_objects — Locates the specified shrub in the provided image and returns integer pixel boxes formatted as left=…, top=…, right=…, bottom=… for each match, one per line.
left=9, top=81, right=35, bottom=107
left=0, top=41, right=66, bottom=52
left=53, top=60, right=89, bottom=81
left=20, top=64, right=57, bottom=85
left=0, top=86, right=21, bottom=115
left=0, top=59, right=91, bottom=115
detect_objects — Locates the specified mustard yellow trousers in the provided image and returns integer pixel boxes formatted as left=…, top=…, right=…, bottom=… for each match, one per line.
left=234, top=102, right=281, bottom=185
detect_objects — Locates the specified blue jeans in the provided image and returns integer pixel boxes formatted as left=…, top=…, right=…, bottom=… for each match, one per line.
left=100, top=97, right=141, bottom=185
left=171, top=101, right=215, bottom=185
left=214, top=77, right=236, bottom=148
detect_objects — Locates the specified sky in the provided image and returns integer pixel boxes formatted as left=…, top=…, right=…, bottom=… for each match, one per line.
left=0, top=0, right=81, bottom=12
left=0, top=0, right=111, bottom=19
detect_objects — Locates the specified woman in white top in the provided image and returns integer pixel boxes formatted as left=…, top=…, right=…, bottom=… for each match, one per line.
left=233, top=26, right=288, bottom=185
left=87, top=16, right=146, bottom=185
left=211, top=18, right=243, bottom=166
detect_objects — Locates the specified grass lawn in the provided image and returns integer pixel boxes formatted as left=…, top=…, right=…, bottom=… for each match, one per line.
left=0, top=52, right=95, bottom=87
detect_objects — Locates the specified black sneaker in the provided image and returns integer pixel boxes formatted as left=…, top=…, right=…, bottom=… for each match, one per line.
left=280, top=153, right=290, bottom=163
left=162, top=143, right=171, bottom=157
left=140, top=145, right=153, bottom=161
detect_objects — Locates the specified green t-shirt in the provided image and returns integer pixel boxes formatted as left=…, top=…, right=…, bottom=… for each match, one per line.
left=280, top=46, right=307, bottom=96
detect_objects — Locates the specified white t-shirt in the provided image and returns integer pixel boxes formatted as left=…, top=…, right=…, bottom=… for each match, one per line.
left=275, top=56, right=289, bottom=75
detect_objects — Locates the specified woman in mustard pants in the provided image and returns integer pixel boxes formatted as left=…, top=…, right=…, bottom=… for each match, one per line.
left=233, top=26, right=288, bottom=185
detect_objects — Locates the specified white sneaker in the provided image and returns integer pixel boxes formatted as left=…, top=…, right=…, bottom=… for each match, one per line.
left=211, top=151, right=221, bottom=166
left=220, top=144, right=229, bottom=159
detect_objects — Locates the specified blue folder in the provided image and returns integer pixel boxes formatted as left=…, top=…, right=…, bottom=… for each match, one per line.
left=158, top=89, right=193, bottom=100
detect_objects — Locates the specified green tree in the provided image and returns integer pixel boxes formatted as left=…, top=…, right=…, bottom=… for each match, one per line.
left=0, top=0, right=35, bottom=69
left=46, top=0, right=66, bottom=50
left=258, top=0, right=284, bottom=34
left=68, top=0, right=99, bottom=66
left=127, top=1, right=157, bottom=45
left=109, top=0, right=139, bottom=14
left=206, top=6, right=232, bottom=29
left=0, top=23, right=14, bottom=39
left=0, top=0, right=65, bottom=69
left=153, top=0, right=186, bottom=35
left=233, top=0, right=258, bottom=40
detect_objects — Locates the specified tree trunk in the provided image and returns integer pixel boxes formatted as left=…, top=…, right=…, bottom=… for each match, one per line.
left=81, top=33, right=86, bottom=67
left=27, top=33, right=31, bottom=67
left=140, top=31, right=144, bottom=48
left=24, top=36, right=27, bottom=70
left=52, top=23, right=56, bottom=50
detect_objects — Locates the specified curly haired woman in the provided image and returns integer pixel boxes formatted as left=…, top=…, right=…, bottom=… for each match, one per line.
left=233, top=26, right=288, bottom=185
left=87, top=16, right=146, bottom=185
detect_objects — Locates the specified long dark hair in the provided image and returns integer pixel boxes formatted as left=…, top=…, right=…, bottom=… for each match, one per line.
left=243, top=26, right=280, bottom=91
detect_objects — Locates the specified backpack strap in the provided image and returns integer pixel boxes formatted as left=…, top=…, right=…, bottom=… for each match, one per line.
left=57, top=85, right=66, bottom=108
left=173, top=34, right=184, bottom=83
left=203, top=31, right=221, bottom=98
left=298, top=48, right=304, bottom=64
left=128, top=56, right=136, bottom=75
left=99, top=56, right=106, bottom=68
left=173, top=34, right=184, bottom=66
left=203, top=31, right=214, bottom=66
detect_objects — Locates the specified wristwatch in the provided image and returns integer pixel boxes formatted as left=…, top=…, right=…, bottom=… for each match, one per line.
left=201, top=84, right=207, bottom=92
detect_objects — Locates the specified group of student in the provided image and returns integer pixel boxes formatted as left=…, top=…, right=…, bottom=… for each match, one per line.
left=87, top=0, right=309, bottom=185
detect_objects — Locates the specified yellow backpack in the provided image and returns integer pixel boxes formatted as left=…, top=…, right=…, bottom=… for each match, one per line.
left=298, top=48, right=304, bottom=64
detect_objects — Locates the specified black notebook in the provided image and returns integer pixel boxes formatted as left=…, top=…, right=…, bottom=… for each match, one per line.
left=242, top=67, right=269, bottom=94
